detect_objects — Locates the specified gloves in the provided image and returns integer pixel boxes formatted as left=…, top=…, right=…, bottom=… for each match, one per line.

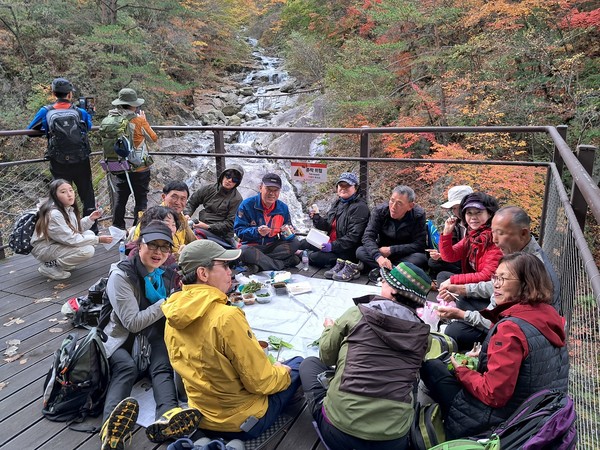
left=321, top=242, right=332, bottom=253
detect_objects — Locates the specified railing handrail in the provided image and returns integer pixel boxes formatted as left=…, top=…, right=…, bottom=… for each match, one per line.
left=2, top=124, right=599, bottom=224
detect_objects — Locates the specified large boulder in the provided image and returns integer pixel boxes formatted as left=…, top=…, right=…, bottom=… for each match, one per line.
left=222, top=104, right=243, bottom=116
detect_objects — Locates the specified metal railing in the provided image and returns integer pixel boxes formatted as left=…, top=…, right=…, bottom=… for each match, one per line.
left=1, top=125, right=599, bottom=445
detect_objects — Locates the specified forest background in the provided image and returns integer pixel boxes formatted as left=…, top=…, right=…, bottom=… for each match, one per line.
left=0, top=0, right=598, bottom=244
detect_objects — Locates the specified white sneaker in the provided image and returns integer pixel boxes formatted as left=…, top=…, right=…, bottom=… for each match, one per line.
left=38, top=264, right=71, bottom=280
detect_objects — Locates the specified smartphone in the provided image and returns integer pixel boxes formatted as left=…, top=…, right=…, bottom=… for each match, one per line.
left=240, top=415, right=259, bottom=432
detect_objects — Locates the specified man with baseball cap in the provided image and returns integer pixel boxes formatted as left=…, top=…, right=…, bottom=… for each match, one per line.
left=105, top=87, right=158, bottom=230
left=162, top=240, right=303, bottom=439
left=28, top=77, right=97, bottom=232
left=299, top=261, right=430, bottom=449
left=234, top=172, right=301, bottom=273
left=427, top=185, right=474, bottom=278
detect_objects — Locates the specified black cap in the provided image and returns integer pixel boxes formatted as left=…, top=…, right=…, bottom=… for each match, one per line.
left=51, top=78, right=73, bottom=94
left=262, top=173, right=282, bottom=188
left=139, top=222, right=173, bottom=245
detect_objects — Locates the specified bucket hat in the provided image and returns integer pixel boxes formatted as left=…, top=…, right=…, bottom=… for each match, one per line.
left=441, top=185, right=473, bottom=209
left=112, top=88, right=145, bottom=107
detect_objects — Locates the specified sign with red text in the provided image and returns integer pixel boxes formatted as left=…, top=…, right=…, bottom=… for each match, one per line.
left=291, top=162, right=327, bottom=182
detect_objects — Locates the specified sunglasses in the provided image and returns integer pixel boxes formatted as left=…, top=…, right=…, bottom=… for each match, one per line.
left=223, top=172, right=240, bottom=184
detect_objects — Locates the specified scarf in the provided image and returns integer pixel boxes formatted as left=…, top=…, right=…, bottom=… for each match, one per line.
left=465, top=226, right=493, bottom=271
left=144, top=268, right=166, bottom=304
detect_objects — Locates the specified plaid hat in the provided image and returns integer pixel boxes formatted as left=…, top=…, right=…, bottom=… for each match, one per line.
left=139, top=222, right=173, bottom=245
left=380, top=262, right=431, bottom=306
left=178, top=240, right=241, bottom=276
left=337, top=172, right=359, bottom=186
left=112, top=88, right=145, bottom=107
left=441, top=185, right=473, bottom=209
left=51, top=78, right=73, bottom=94
left=262, top=173, right=282, bottom=188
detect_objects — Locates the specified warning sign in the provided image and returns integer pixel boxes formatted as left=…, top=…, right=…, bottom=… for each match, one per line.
left=291, top=162, right=327, bottom=182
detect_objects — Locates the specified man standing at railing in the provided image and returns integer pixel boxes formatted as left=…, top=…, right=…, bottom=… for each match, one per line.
left=27, top=77, right=97, bottom=232
left=234, top=173, right=301, bottom=273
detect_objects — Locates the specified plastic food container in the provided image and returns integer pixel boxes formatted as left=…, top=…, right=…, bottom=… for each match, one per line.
left=306, top=228, right=330, bottom=249
left=242, top=293, right=256, bottom=305
left=272, top=282, right=288, bottom=296
left=255, top=288, right=272, bottom=303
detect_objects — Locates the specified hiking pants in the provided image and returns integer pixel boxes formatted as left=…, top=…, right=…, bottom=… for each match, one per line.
left=31, top=241, right=95, bottom=268
left=298, top=240, right=357, bottom=268
left=299, top=357, right=409, bottom=450
left=102, top=328, right=178, bottom=424
left=240, top=239, right=301, bottom=271
left=111, top=169, right=151, bottom=229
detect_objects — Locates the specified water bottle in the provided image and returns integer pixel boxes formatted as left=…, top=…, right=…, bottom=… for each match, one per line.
left=302, top=250, right=309, bottom=271
left=118, top=240, right=126, bottom=261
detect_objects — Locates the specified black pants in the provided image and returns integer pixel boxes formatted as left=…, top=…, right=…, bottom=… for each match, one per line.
left=240, top=239, right=301, bottom=271
left=299, top=357, right=409, bottom=450
left=298, top=240, right=356, bottom=268
left=420, top=359, right=462, bottom=416
left=112, top=169, right=151, bottom=229
left=50, top=159, right=97, bottom=230
left=102, top=329, right=178, bottom=424
left=356, top=246, right=428, bottom=271
left=445, top=320, right=489, bottom=352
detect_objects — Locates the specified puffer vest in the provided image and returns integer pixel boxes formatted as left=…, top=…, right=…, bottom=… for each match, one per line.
left=445, top=317, right=569, bottom=439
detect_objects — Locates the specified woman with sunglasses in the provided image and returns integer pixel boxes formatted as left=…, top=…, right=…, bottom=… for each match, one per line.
left=185, top=165, right=244, bottom=247
left=421, top=252, right=569, bottom=440
left=99, top=221, right=201, bottom=449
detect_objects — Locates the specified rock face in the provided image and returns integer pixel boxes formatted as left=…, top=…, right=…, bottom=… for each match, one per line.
left=152, top=39, right=329, bottom=232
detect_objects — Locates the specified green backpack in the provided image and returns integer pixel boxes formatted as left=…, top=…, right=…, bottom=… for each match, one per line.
left=410, top=402, right=446, bottom=450
left=428, top=436, right=500, bottom=449
left=425, top=331, right=457, bottom=361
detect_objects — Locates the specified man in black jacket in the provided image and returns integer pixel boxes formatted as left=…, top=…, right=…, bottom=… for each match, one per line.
left=356, top=185, right=428, bottom=281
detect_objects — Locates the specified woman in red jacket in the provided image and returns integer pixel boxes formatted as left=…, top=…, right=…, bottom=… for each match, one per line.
left=438, top=192, right=502, bottom=295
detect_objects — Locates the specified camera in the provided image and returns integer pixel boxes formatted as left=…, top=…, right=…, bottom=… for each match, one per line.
left=78, top=96, right=96, bottom=116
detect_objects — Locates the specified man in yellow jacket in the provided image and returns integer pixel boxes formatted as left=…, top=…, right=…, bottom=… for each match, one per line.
left=161, top=240, right=303, bottom=440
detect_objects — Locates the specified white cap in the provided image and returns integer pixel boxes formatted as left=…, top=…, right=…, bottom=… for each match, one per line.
left=441, top=185, right=474, bottom=209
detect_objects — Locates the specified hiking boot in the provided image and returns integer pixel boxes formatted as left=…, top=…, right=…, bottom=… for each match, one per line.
left=332, top=261, right=361, bottom=281
left=324, top=258, right=345, bottom=279
left=101, top=397, right=139, bottom=450
left=146, top=406, right=202, bottom=443
left=284, top=254, right=301, bottom=268
left=38, top=261, right=71, bottom=280
left=242, top=264, right=260, bottom=275
left=368, top=267, right=382, bottom=283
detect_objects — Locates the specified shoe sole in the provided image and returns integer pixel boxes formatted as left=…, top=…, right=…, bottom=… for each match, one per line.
left=332, top=272, right=360, bottom=282
left=101, top=398, right=139, bottom=450
left=146, top=408, right=202, bottom=443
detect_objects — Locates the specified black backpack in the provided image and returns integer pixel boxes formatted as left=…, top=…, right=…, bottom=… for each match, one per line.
left=45, top=105, right=91, bottom=163
left=42, top=327, right=110, bottom=423
left=8, top=210, right=39, bottom=255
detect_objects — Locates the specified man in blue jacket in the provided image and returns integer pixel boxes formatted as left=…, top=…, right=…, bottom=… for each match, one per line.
left=234, top=173, right=301, bottom=272
left=28, top=77, right=96, bottom=231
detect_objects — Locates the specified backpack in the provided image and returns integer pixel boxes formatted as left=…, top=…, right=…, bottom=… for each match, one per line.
left=8, top=210, right=39, bottom=255
left=45, top=105, right=91, bottom=164
left=410, top=402, right=446, bottom=450
left=428, top=436, right=500, bottom=450
left=42, top=327, right=110, bottom=423
left=426, top=219, right=440, bottom=250
left=425, top=331, right=457, bottom=361
left=99, top=111, right=153, bottom=174
left=493, top=389, right=577, bottom=450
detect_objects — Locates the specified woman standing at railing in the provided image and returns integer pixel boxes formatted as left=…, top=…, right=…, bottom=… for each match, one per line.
left=30, top=178, right=112, bottom=280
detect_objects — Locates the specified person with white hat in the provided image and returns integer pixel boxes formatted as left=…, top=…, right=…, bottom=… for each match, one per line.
left=427, top=185, right=473, bottom=279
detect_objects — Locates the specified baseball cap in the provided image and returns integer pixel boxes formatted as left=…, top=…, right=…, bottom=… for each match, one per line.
left=380, top=262, right=431, bottom=306
left=51, top=78, right=74, bottom=94
left=441, top=185, right=473, bottom=209
left=262, top=173, right=282, bottom=188
left=139, top=222, right=173, bottom=245
left=178, top=240, right=241, bottom=276
left=337, top=172, right=359, bottom=186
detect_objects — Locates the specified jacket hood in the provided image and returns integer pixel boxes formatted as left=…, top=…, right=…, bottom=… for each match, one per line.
left=218, top=164, right=244, bottom=188
left=161, top=283, right=228, bottom=329
left=500, top=303, right=566, bottom=347
left=359, top=299, right=430, bottom=353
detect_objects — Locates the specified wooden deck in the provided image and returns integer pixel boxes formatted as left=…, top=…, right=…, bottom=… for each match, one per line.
left=0, top=245, right=376, bottom=450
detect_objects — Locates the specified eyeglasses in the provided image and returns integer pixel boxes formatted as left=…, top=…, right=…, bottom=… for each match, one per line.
left=491, top=274, right=519, bottom=287
left=212, top=261, right=234, bottom=270
left=223, top=172, right=240, bottom=184
left=144, top=242, right=172, bottom=253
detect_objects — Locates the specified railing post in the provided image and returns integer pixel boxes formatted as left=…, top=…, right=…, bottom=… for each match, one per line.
left=214, top=130, right=225, bottom=177
left=360, top=127, right=370, bottom=201
left=0, top=230, right=5, bottom=259
left=571, top=144, right=597, bottom=231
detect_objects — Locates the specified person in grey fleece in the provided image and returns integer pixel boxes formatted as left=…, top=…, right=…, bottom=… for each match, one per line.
left=436, top=206, right=561, bottom=351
